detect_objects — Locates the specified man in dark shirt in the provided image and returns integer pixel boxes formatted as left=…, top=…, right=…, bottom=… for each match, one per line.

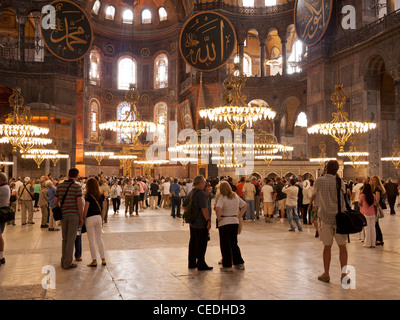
left=170, top=178, right=181, bottom=218
left=150, top=178, right=159, bottom=209
left=275, top=177, right=287, bottom=224
left=385, top=178, right=399, bottom=214
left=183, top=175, right=212, bottom=271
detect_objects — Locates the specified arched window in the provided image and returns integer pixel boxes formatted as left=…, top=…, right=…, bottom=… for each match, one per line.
left=89, top=50, right=100, bottom=85
left=105, top=5, right=115, bottom=20
left=295, top=112, right=307, bottom=127
left=234, top=53, right=252, bottom=77
left=92, top=0, right=101, bottom=15
left=142, top=9, right=152, bottom=24
left=122, top=9, right=133, bottom=24
left=243, top=0, right=254, bottom=6
left=288, top=39, right=303, bottom=74
left=154, top=102, right=168, bottom=142
left=158, top=7, right=168, bottom=22
left=118, top=57, right=136, bottom=90
left=117, top=101, right=135, bottom=143
left=265, top=0, right=277, bottom=5
left=90, top=99, right=100, bottom=141
left=154, top=54, right=168, bottom=89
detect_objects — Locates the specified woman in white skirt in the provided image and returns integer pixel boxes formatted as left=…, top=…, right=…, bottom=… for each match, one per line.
left=83, top=178, right=106, bottom=267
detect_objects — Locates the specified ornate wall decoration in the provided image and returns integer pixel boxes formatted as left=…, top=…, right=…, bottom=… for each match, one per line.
left=178, top=99, right=194, bottom=130
left=141, top=48, right=151, bottom=57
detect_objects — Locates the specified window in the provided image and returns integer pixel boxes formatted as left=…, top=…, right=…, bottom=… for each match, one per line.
left=117, top=102, right=135, bottom=143
left=118, top=58, right=136, bottom=90
left=158, top=7, right=168, bottom=22
left=105, top=6, right=115, bottom=20
left=265, top=0, right=277, bottom=6
left=154, top=102, right=167, bottom=142
left=243, top=0, right=254, bottom=6
left=295, top=112, right=307, bottom=127
left=234, top=54, right=252, bottom=77
left=287, top=39, right=303, bottom=74
left=154, top=54, right=168, bottom=89
left=142, top=9, right=152, bottom=24
left=90, top=99, right=100, bottom=141
left=92, top=0, right=101, bottom=15
left=122, top=9, right=133, bottom=24
left=89, top=51, right=100, bottom=85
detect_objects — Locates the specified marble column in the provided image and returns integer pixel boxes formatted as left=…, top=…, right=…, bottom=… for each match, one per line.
left=17, top=15, right=26, bottom=61
left=260, top=42, right=266, bottom=77
left=281, top=40, right=287, bottom=75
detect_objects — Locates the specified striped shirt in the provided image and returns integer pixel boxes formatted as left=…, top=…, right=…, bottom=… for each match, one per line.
left=314, top=174, right=347, bottom=225
left=55, top=179, right=82, bottom=216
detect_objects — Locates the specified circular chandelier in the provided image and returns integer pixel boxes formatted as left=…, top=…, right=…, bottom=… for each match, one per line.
left=309, top=141, right=337, bottom=168
left=84, top=135, right=114, bottom=166
left=198, top=66, right=276, bottom=130
left=381, top=139, right=400, bottom=169
left=307, top=84, right=376, bottom=152
left=338, top=136, right=369, bottom=171
left=0, top=88, right=50, bottom=153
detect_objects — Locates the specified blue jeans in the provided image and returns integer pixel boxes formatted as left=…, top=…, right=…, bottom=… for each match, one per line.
left=286, top=205, right=302, bottom=231
left=245, top=200, right=255, bottom=220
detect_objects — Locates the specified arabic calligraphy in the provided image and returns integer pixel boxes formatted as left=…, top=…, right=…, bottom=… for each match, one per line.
left=179, top=11, right=236, bottom=72
left=295, top=0, right=332, bottom=47
left=41, top=0, right=93, bottom=61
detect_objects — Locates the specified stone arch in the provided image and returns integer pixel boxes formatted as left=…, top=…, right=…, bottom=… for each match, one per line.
left=281, top=96, right=301, bottom=135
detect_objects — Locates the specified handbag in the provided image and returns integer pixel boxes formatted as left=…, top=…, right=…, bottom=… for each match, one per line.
left=0, top=206, right=15, bottom=223
left=335, top=177, right=367, bottom=235
left=375, top=199, right=384, bottom=219
left=53, top=182, right=74, bottom=221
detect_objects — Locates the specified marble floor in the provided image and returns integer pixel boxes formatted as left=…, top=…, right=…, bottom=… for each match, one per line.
left=1, top=202, right=400, bottom=301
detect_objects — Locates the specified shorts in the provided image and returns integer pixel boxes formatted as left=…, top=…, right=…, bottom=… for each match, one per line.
left=263, top=202, right=274, bottom=216
left=278, top=199, right=286, bottom=211
left=0, top=222, right=5, bottom=234
left=139, top=193, right=145, bottom=201
left=319, top=221, right=347, bottom=246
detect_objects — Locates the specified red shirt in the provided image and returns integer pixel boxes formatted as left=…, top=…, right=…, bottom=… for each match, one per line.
left=236, top=183, right=245, bottom=197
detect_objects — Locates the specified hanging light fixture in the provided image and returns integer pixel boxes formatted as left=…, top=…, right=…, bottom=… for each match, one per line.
left=338, top=136, right=369, bottom=172
left=307, top=84, right=376, bottom=152
left=381, top=139, right=400, bottom=169
left=84, top=135, right=114, bottom=166
left=309, top=141, right=337, bottom=168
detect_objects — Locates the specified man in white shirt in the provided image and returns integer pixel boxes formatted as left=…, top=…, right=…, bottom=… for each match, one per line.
left=261, top=178, right=275, bottom=223
left=282, top=178, right=303, bottom=232
left=162, top=178, right=171, bottom=208
left=351, top=177, right=364, bottom=213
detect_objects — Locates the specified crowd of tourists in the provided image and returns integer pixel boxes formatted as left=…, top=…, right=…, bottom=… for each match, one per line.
left=0, top=163, right=399, bottom=278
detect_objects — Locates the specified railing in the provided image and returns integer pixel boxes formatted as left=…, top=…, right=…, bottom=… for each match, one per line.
left=194, top=0, right=295, bottom=15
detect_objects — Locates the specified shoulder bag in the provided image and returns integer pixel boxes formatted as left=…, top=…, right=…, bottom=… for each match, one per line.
left=336, top=177, right=367, bottom=235
left=375, top=198, right=384, bottom=219
left=53, top=182, right=74, bottom=221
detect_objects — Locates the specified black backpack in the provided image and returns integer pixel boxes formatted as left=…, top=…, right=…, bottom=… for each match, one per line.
left=183, top=189, right=200, bottom=224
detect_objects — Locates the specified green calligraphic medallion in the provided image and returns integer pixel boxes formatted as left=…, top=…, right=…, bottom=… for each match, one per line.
left=40, top=0, right=93, bottom=61
left=294, top=0, right=333, bottom=47
left=179, top=11, right=237, bottom=72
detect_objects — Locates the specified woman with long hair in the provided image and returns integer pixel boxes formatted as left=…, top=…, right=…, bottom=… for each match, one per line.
left=83, top=177, right=107, bottom=267
left=359, top=183, right=376, bottom=248
left=215, top=181, right=247, bottom=272
left=370, top=175, right=386, bottom=246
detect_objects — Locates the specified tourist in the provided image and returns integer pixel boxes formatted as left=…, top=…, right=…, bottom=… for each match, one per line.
left=150, top=178, right=159, bottom=209
left=162, top=178, right=171, bottom=208
left=275, top=177, right=287, bottom=224
left=133, top=179, right=140, bottom=215
left=183, top=175, right=212, bottom=271
left=99, top=179, right=110, bottom=224
left=37, top=182, right=49, bottom=228
left=0, top=172, right=10, bottom=265
left=236, top=177, right=245, bottom=199
left=385, top=178, right=398, bottom=215
left=137, top=177, right=146, bottom=212
left=358, top=183, right=376, bottom=248
left=261, top=178, right=275, bottom=223
left=110, top=180, right=122, bottom=214
left=282, top=178, right=303, bottom=232
left=33, top=179, right=41, bottom=212
left=308, top=179, right=320, bottom=238
left=313, top=160, right=348, bottom=283
left=14, top=177, right=23, bottom=212
left=215, top=181, right=247, bottom=272
left=252, top=177, right=261, bottom=219
left=83, top=177, right=107, bottom=267
left=170, top=178, right=181, bottom=218
left=370, top=175, right=386, bottom=246
left=123, top=179, right=134, bottom=217
left=18, top=177, right=34, bottom=225
left=45, top=180, right=59, bottom=231
left=7, top=182, right=17, bottom=226
left=301, top=179, right=313, bottom=225
left=351, top=177, right=365, bottom=213
left=242, top=178, right=256, bottom=221
left=54, top=168, right=83, bottom=270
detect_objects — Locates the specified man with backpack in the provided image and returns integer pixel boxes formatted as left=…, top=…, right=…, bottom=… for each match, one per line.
left=182, top=175, right=213, bottom=271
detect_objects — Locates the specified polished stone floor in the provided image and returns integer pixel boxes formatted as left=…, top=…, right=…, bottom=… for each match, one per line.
left=1, top=201, right=400, bottom=301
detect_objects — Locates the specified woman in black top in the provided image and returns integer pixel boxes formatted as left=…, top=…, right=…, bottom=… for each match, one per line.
left=83, top=178, right=106, bottom=267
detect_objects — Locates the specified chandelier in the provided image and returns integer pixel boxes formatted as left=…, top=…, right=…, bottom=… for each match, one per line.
left=84, top=135, right=114, bottom=166
left=309, top=141, right=337, bottom=168
left=21, top=148, right=58, bottom=168
left=99, top=84, right=161, bottom=149
left=0, top=88, right=50, bottom=153
left=198, top=66, right=276, bottom=130
left=307, top=84, right=376, bottom=152
left=381, top=139, right=400, bottom=169
left=338, top=136, right=369, bottom=171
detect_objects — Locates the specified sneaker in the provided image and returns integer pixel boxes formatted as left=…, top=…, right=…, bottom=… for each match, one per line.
left=220, top=267, right=233, bottom=272
left=318, top=273, right=330, bottom=283
left=277, top=219, right=284, bottom=224
left=288, top=228, right=295, bottom=232
left=234, top=264, right=245, bottom=270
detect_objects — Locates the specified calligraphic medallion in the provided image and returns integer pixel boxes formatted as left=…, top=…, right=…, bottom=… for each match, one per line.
left=40, top=0, right=93, bottom=61
left=294, top=0, right=333, bottom=47
left=179, top=11, right=237, bottom=72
